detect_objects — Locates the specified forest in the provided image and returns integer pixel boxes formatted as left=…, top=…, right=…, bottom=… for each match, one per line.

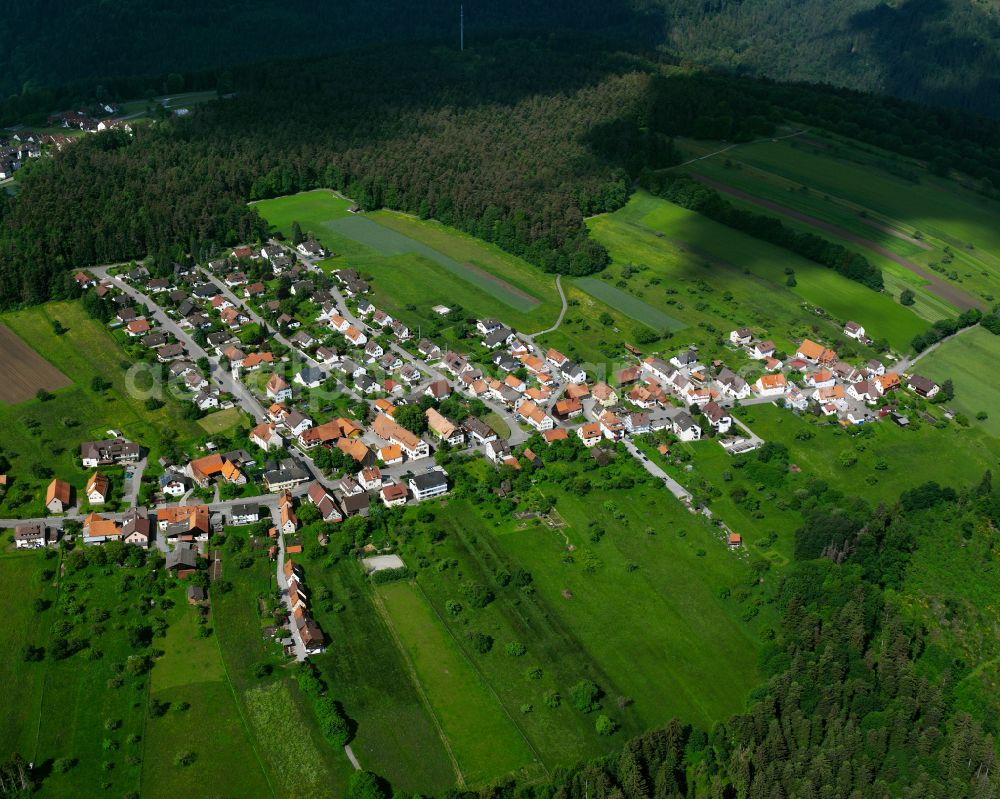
left=6, top=37, right=1000, bottom=311
left=3, top=1, right=1000, bottom=117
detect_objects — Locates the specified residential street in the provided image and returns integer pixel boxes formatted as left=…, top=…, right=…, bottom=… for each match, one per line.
left=622, top=439, right=694, bottom=507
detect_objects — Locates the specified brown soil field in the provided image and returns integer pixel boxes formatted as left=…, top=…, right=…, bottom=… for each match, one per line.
left=0, top=324, right=72, bottom=404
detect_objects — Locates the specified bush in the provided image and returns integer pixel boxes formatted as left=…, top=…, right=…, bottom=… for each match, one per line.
left=173, top=750, right=196, bottom=767
left=569, top=680, right=602, bottom=713
left=595, top=714, right=618, bottom=736
left=505, top=642, right=527, bottom=657
left=471, top=632, right=494, bottom=654
left=544, top=690, right=561, bottom=709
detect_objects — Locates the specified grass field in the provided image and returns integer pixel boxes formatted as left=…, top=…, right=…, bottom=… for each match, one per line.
left=0, top=553, right=56, bottom=758
left=678, top=135, right=1000, bottom=308
left=377, top=581, right=541, bottom=787
left=328, top=215, right=540, bottom=313
left=307, top=560, right=457, bottom=793
left=587, top=192, right=926, bottom=360
left=198, top=407, right=248, bottom=435
left=574, top=277, right=686, bottom=332
left=918, top=326, right=1000, bottom=437
left=650, top=402, right=1000, bottom=564
left=143, top=597, right=272, bottom=799
left=0, top=301, right=203, bottom=518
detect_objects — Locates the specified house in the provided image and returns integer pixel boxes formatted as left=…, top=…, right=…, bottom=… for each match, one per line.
left=755, top=374, right=788, bottom=397
left=15, top=523, right=55, bottom=549
left=381, top=483, right=409, bottom=507
left=266, top=374, right=293, bottom=402
left=844, top=321, right=866, bottom=340
left=372, top=414, right=429, bottom=460
left=295, top=367, right=325, bottom=389
left=85, top=471, right=110, bottom=504
left=672, top=411, right=702, bottom=441
left=426, top=408, right=465, bottom=446
left=244, top=282, right=266, bottom=298
left=344, top=326, right=368, bottom=346
left=250, top=422, right=285, bottom=452
left=482, top=325, right=515, bottom=349
left=355, top=375, right=378, bottom=394
left=364, top=341, right=384, bottom=362
left=907, top=374, right=940, bottom=398
left=262, top=459, right=311, bottom=491
left=715, top=368, right=751, bottom=400
left=878, top=372, right=901, bottom=394
left=577, top=423, right=602, bottom=447
left=561, top=362, right=586, bottom=383
left=409, top=469, right=449, bottom=502
left=542, top=428, right=569, bottom=445
left=187, top=454, right=246, bottom=488
left=804, top=369, right=836, bottom=389
left=125, top=319, right=151, bottom=337
left=307, top=483, right=343, bottom=522
left=279, top=500, right=298, bottom=535
left=222, top=346, right=246, bottom=368
left=623, top=412, right=651, bottom=435
left=670, top=348, right=700, bottom=370
left=297, top=417, right=361, bottom=450
left=157, top=343, right=186, bottom=362
left=591, top=382, right=618, bottom=407
left=796, top=339, right=832, bottom=364
left=554, top=397, right=583, bottom=419
left=462, top=416, right=497, bottom=445
left=339, top=491, right=370, bottom=517
left=425, top=379, right=451, bottom=401
left=122, top=507, right=151, bottom=548
left=297, top=239, right=326, bottom=258
left=504, top=374, right=527, bottom=393
left=515, top=400, right=553, bottom=431
left=848, top=380, right=879, bottom=404
left=142, top=331, right=168, bottom=349
left=194, top=388, right=220, bottom=411
left=81, top=513, right=123, bottom=545
left=729, top=328, right=753, bottom=346
left=379, top=445, right=403, bottom=466
left=45, top=479, right=72, bottom=513
left=185, top=372, right=209, bottom=392
left=159, top=470, right=190, bottom=497
left=751, top=340, right=776, bottom=360
left=165, top=542, right=200, bottom=572
left=702, top=401, right=732, bottom=433
left=418, top=339, right=442, bottom=360
left=727, top=532, right=743, bottom=548
left=290, top=330, right=315, bottom=350
left=74, top=271, right=96, bottom=289
left=391, top=320, right=410, bottom=340
left=545, top=348, right=569, bottom=368
left=642, top=357, right=675, bottom=385
left=243, top=352, right=274, bottom=370
left=282, top=410, right=314, bottom=438
left=357, top=467, right=383, bottom=492
left=298, top=619, right=326, bottom=655
left=336, top=438, right=374, bottom=466
left=785, top=387, right=809, bottom=411
left=485, top=439, right=513, bottom=464
left=598, top=410, right=625, bottom=441
left=230, top=503, right=261, bottom=525
left=476, top=318, right=502, bottom=336
left=399, top=364, right=422, bottom=384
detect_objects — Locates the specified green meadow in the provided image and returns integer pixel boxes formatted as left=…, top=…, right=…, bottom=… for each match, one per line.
left=680, top=135, right=1000, bottom=307
left=918, top=326, right=1000, bottom=437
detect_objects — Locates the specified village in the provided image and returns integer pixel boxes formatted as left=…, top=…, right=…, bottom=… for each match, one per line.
left=3, top=227, right=953, bottom=662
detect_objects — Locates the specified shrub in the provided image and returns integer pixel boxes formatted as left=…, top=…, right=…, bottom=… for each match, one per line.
left=595, top=714, right=618, bottom=736
left=505, top=642, right=527, bottom=657
left=471, top=632, right=494, bottom=654
left=569, top=680, right=602, bottom=713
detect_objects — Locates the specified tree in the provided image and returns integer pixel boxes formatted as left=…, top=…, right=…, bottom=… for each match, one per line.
left=595, top=714, right=618, bottom=735
left=900, top=288, right=916, bottom=306
left=392, top=403, right=426, bottom=435
left=570, top=679, right=602, bottom=712
left=291, top=221, right=305, bottom=245
left=347, top=770, right=389, bottom=799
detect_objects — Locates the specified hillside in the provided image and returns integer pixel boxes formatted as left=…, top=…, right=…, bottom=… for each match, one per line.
left=658, top=0, right=1000, bottom=116
left=3, top=1, right=1000, bottom=116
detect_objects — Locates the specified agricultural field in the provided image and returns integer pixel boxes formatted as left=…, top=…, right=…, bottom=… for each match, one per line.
left=587, top=192, right=926, bottom=359
left=678, top=134, right=1000, bottom=310
left=573, top=277, right=685, bottom=332
left=0, top=301, right=204, bottom=518
left=918, top=326, right=1000, bottom=437
left=0, top=323, right=72, bottom=403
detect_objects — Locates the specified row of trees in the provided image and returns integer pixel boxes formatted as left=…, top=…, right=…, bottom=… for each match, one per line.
left=642, top=172, right=885, bottom=290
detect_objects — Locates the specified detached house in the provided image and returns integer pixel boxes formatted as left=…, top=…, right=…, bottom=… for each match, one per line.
left=85, top=472, right=110, bottom=504
left=755, top=374, right=788, bottom=397
left=702, top=401, right=732, bottom=434
left=907, top=374, right=940, bottom=399
left=266, top=374, right=293, bottom=402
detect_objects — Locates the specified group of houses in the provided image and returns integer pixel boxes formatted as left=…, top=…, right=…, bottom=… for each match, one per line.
left=283, top=559, right=326, bottom=655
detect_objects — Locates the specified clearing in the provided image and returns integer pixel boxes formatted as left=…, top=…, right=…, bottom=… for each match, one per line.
left=918, top=326, right=1000, bottom=437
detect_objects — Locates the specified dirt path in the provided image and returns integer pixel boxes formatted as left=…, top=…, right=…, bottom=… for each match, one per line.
left=673, top=128, right=810, bottom=168
left=525, top=275, right=567, bottom=338
left=896, top=324, right=976, bottom=372
left=694, top=176, right=986, bottom=312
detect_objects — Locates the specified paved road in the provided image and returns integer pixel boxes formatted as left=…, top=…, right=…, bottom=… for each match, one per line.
left=122, top=457, right=147, bottom=507
left=896, top=324, right=975, bottom=372
left=274, top=505, right=308, bottom=662
left=731, top=417, right=763, bottom=444
left=622, top=439, right=693, bottom=507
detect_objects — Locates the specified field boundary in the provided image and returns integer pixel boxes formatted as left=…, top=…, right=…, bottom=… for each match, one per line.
left=0, top=322, right=73, bottom=404
left=573, top=277, right=685, bottom=332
